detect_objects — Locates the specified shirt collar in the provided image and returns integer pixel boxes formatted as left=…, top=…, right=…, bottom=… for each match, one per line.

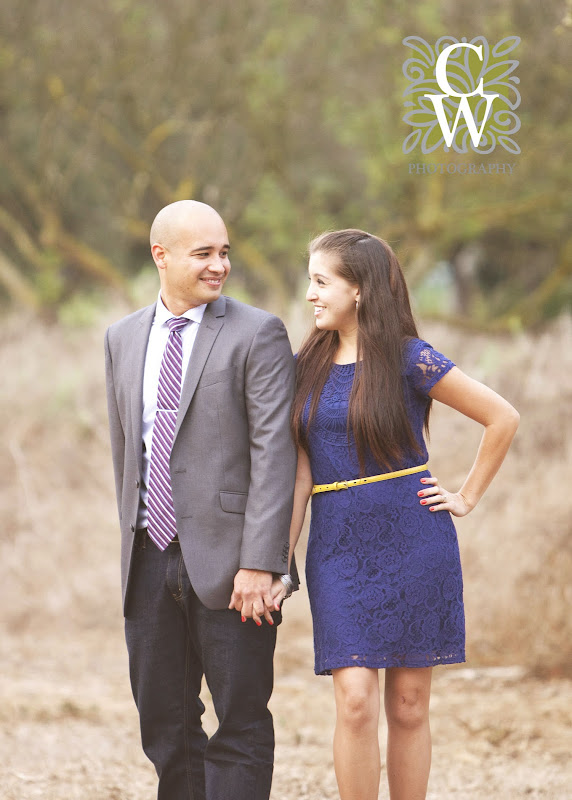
left=154, top=292, right=207, bottom=327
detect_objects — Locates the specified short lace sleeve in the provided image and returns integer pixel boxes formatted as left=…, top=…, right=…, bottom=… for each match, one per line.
left=404, top=338, right=455, bottom=397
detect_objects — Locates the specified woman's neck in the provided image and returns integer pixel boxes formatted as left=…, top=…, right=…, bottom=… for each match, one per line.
left=335, top=329, right=358, bottom=364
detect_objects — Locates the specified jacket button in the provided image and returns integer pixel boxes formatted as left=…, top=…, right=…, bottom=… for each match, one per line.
left=130, top=524, right=135, bottom=532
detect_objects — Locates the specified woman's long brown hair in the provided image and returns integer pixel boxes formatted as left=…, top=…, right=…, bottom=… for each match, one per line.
left=292, top=229, right=429, bottom=475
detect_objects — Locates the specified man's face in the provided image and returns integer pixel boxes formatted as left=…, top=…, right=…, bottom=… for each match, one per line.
left=159, top=214, right=231, bottom=308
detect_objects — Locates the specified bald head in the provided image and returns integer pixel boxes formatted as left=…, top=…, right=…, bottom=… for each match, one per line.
left=149, top=200, right=231, bottom=315
left=150, top=200, right=225, bottom=250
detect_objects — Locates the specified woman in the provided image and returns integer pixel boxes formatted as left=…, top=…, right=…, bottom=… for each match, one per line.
left=274, top=230, right=519, bottom=800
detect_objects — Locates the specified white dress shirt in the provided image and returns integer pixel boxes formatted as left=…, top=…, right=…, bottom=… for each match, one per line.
left=137, top=292, right=207, bottom=528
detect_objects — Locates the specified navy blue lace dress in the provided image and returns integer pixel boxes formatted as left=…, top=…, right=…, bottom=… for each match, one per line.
left=304, top=338, right=466, bottom=675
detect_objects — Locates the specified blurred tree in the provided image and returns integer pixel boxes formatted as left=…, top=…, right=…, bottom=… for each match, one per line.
left=0, top=0, right=570, bottom=325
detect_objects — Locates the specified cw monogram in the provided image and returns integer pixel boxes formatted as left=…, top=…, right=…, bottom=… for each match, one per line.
left=402, top=36, right=521, bottom=155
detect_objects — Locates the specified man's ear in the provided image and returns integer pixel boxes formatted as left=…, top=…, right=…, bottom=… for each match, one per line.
left=151, top=242, right=167, bottom=270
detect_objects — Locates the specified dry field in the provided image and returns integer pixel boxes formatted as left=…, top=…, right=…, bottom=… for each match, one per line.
left=1, top=305, right=571, bottom=799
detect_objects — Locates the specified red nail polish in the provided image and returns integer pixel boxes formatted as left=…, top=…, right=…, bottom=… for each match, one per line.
left=420, top=478, right=427, bottom=483
left=241, top=616, right=246, bottom=622
left=417, top=491, right=424, bottom=496
left=420, top=500, right=427, bottom=505
left=255, top=620, right=262, bottom=627
left=268, top=619, right=274, bottom=626
left=430, top=507, right=436, bottom=511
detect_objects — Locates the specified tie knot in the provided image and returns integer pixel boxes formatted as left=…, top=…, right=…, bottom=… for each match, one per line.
left=167, top=316, right=190, bottom=334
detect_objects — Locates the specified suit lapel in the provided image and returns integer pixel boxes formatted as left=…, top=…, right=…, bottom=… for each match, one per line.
left=130, top=304, right=156, bottom=475
left=173, top=296, right=226, bottom=443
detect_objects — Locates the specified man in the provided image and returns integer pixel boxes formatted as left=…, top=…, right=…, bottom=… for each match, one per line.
left=104, top=200, right=297, bottom=800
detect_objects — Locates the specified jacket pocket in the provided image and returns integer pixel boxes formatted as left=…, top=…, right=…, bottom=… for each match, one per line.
left=219, top=491, right=248, bottom=514
left=197, top=367, right=236, bottom=389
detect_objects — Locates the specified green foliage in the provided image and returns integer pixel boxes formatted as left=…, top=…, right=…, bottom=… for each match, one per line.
left=0, top=0, right=570, bottom=327
left=58, top=291, right=107, bottom=329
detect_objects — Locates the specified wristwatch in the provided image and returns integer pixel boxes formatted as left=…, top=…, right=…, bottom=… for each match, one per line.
left=279, top=573, right=294, bottom=599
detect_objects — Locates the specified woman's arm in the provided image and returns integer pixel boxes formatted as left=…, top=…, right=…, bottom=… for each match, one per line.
left=418, top=366, right=520, bottom=517
left=271, top=446, right=314, bottom=607
left=287, top=446, right=314, bottom=569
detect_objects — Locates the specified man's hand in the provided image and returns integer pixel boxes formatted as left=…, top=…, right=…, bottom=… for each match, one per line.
left=229, top=569, right=275, bottom=626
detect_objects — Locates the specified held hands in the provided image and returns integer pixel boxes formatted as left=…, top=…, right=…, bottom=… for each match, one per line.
left=229, top=568, right=278, bottom=626
left=270, top=575, right=288, bottom=608
left=417, top=476, right=473, bottom=518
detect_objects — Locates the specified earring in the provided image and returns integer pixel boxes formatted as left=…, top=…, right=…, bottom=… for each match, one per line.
left=355, top=299, right=359, bottom=310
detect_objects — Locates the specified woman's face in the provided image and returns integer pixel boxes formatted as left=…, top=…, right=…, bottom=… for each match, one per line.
left=306, top=250, right=360, bottom=333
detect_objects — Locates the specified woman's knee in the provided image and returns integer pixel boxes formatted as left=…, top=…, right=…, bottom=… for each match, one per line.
left=334, top=669, right=379, bottom=733
left=385, top=679, right=430, bottom=731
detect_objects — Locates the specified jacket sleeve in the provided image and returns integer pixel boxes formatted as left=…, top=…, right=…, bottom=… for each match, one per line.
left=239, top=314, right=297, bottom=573
left=104, top=327, right=126, bottom=519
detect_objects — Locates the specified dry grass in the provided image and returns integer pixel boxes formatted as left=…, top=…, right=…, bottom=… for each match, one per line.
left=1, top=304, right=571, bottom=798
left=416, top=316, right=572, bottom=675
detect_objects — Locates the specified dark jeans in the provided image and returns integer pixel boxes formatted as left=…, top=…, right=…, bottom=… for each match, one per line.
left=125, top=531, right=280, bottom=800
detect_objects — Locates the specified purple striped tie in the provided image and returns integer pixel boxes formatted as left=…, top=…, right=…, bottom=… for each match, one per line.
left=147, top=316, right=189, bottom=550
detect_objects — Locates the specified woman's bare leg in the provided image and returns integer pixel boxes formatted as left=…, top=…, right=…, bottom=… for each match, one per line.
left=332, top=666, right=381, bottom=800
left=384, top=666, right=433, bottom=800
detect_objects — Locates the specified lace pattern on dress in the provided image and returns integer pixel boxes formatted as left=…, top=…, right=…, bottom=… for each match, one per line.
left=405, top=339, right=455, bottom=396
left=304, top=340, right=465, bottom=676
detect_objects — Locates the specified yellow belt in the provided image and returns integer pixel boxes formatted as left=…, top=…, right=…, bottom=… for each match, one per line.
left=311, top=463, right=428, bottom=495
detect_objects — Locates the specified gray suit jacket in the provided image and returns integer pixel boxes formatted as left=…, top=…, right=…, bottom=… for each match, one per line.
left=104, top=295, right=297, bottom=613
